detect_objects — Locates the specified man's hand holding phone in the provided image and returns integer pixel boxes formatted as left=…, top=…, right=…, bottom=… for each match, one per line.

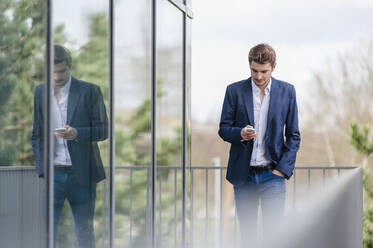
left=54, top=125, right=77, bottom=140
left=240, top=125, right=257, bottom=141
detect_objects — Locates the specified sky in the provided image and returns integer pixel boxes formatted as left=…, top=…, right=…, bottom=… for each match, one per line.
left=191, top=0, right=373, bottom=123
left=52, top=0, right=373, bottom=123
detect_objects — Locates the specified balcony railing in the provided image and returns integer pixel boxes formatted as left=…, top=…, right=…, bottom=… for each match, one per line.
left=0, top=165, right=359, bottom=248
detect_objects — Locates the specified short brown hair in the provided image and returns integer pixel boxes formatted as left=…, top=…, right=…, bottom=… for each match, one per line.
left=248, top=43, right=276, bottom=66
left=54, top=44, right=72, bottom=66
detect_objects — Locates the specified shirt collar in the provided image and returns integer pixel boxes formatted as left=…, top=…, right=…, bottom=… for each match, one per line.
left=251, top=77, right=272, bottom=95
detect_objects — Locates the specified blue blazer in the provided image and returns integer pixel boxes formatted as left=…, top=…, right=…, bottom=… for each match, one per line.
left=218, top=77, right=300, bottom=186
left=31, top=77, right=108, bottom=186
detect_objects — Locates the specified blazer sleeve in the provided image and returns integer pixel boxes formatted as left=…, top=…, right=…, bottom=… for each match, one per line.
left=276, top=85, right=301, bottom=179
left=74, top=85, right=108, bottom=143
left=218, top=85, right=244, bottom=145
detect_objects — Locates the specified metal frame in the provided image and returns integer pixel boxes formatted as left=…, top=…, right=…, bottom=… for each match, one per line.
left=181, top=2, right=187, bottom=248
left=168, top=0, right=194, bottom=19
left=109, top=0, right=115, bottom=247
left=45, top=0, right=54, bottom=247
left=151, top=0, right=157, bottom=246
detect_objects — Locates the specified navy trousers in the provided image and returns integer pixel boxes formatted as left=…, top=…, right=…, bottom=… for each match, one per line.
left=54, top=168, right=96, bottom=248
left=234, top=170, right=286, bottom=248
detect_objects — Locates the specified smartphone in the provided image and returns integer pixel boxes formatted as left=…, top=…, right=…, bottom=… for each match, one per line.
left=54, top=127, right=67, bottom=132
left=245, top=127, right=255, bottom=132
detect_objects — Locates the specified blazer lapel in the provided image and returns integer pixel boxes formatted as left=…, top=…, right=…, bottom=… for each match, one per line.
left=242, top=78, right=255, bottom=125
left=67, top=77, right=81, bottom=124
left=266, top=77, right=279, bottom=130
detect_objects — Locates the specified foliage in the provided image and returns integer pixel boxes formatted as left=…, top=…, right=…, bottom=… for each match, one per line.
left=363, top=168, right=373, bottom=248
left=364, top=204, right=373, bottom=248
left=349, top=121, right=373, bottom=247
left=0, top=57, right=16, bottom=165
left=350, top=121, right=373, bottom=157
left=0, top=0, right=46, bottom=165
left=72, top=12, right=109, bottom=101
left=363, top=169, right=373, bottom=201
left=129, top=98, right=152, bottom=139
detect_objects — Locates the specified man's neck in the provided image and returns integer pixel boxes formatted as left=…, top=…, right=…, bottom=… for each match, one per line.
left=54, top=80, right=69, bottom=100
left=256, top=79, right=270, bottom=91
left=54, top=78, right=70, bottom=93
left=253, top=78, right=271, bottom=102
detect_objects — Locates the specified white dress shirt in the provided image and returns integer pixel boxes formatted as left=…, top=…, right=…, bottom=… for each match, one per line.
left=250, top=78, right=272, bottom=166
left=52, top=76, right=72, bottom=166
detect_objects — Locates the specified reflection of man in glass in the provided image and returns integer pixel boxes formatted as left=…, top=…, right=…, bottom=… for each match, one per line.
left=32, top=45, right=108, bottom=247
left=218, top=44, right=300, bottom=247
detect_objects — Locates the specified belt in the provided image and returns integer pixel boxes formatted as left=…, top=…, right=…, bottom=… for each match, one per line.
left=248, top=164, right=274, bottom=173
left=54, top=165, right=72, bottom=171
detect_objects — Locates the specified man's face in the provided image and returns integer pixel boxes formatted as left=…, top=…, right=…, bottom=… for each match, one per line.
left=250, top=61, right=275, bottom=88
left=53, top=61, right=71, bottom=87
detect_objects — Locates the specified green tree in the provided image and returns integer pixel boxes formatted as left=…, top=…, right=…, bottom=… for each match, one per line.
left=349, top=121, right=373, bottom=247
left=0, top=0, right=46, bottom=165
left=350, top=121, right=373, bottom=169
left=72, top=12, right=109, bottom=101
left=0, top=57, right=16, bottom=165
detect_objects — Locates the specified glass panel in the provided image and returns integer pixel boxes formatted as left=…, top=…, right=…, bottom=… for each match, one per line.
left=52, top=1, right=110, bottom=247
left=113, top=0, right=152, bottom=247
left=0, top=0, right=47, bottom=247
left=156, top=1, right=184, bottom=247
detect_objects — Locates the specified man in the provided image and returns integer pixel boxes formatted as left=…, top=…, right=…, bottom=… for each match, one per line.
left=218, top=43, right=300, bottom=247
left=31, top=45, right=108, bottom=248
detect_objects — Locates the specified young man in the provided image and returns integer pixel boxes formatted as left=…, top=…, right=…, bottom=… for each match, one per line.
left=31, top=45, right=108, bottom=248
left=218, top=43, right=300, bottom=247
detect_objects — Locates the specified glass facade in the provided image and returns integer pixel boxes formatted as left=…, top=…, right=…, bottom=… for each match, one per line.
left=114, top=0, right=152, bottom=247
left=0, top=0, right=192, bottom=247
left=0, top=1, right=47, bottom=247
left=51, top=2, right=111, bottom=248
